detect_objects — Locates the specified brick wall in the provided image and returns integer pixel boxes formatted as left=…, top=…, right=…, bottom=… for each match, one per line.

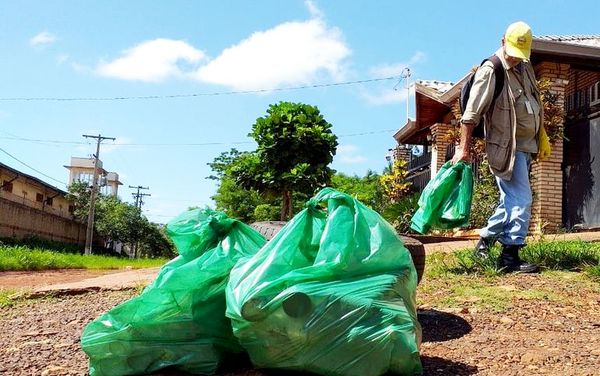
left=430, top=122, right=455, bottom=177
left=567, top=70, right=600, bottom=95
left=530, top=62, right=570, bottom=232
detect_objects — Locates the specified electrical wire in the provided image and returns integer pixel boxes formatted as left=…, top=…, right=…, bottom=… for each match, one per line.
left=0, top=147, right=67, bottom=186
left=0, top=128, right=397, bottom=147
left=0, top=75, right=402, bottom=102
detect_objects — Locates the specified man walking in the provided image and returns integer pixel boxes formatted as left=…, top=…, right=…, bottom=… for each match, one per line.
left=452, top=21, right=551, bottom=273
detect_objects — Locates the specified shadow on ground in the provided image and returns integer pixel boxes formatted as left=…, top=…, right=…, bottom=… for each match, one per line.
left=418, top=309, right=472, bottom=342
left=420, top=356, right=478, bottom=375
left=154, top=310, right=474, bottom=376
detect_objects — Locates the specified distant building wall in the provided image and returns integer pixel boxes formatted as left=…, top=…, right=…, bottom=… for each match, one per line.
left=0, top=197, right=86, bottom=246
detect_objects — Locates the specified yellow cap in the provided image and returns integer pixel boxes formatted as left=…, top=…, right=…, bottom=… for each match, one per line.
left=504, top=21, right=532, bottom=61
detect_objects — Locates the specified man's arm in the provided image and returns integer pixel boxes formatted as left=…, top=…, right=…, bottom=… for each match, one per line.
left=451, top=121, right=476, bottom=164
left=452, top=63, right=497, bottom=164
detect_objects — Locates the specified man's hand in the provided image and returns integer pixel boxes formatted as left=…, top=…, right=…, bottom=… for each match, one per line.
left=451, top=146, right=471, bottom=165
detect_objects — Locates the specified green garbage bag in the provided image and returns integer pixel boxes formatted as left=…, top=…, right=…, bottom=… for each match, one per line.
left=226, top=188, right=422, bottom=376
left=81, top=209, right=266, bottom=376
left=410, top=161, right=474, bottom=234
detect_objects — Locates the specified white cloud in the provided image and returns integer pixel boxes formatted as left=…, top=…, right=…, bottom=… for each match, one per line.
left=30, top=31, right=57, bottom=47
left=97, top=39, right=205, bottom=82
left=56, top=54, right=69, bottom=64
left=363, top=51, right=425, bottom=106
left=192, top=18, right=351, bottom=90
left=362, top=85, right=413, bottom=106
left=305, top=0, right=324, bottom=19
left=368, top=51, right=426, bottom=77
left=336, top=144, right=367, bottom=164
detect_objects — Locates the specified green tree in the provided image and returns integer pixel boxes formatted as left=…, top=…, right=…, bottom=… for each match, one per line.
left=207, top=149, right=264, bottom=222
left=331, top=170, right=385, bottom=211
left=232, top=102, right=338, bottom=220
left=67, top=183, right=175, bottom=257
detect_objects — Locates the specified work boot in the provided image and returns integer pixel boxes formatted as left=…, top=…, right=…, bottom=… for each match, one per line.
left=497, top=244, right=539, bottom=273
left=474, top=237, right=495, bottom=259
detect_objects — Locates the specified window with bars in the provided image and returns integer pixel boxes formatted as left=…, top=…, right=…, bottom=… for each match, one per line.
left=1, top=181, right=13, bottom=193
left=591, top=81, right=600, bottom=106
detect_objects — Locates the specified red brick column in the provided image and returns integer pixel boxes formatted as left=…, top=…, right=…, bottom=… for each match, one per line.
left=430, top=122, right=455, bottom=178
left=529, top=62, right=570, bottom=233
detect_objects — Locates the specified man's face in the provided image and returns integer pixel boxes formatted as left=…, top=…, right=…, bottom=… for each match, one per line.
left=501, top=39, right=525, bottom=67
left=505, top=54, right=523, bottom=67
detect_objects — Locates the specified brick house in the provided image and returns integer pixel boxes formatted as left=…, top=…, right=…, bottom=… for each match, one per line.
left=394, top=36, right=600, bottom=232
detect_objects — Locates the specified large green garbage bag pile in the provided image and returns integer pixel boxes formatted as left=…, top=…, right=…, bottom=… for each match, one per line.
left=81, top=209, right=266, bottom=376
left=411, top=161, right=474, bottom=234
left=226, top=188, right=422, bottom=376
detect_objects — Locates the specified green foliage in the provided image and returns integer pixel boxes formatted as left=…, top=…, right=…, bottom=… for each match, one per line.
left=208, top=149, right=268, bottom=222
left=67, top=182, right=175, bottom=257
left=330, top=170, right=384, bottom=211
left=522, top=240, right=600, bottom=271
left=469, top=159, right=499, bottom=229
left=587, top=264, right=600, bottom=280
left=233, top=101, right=338, bottom=219
left=381, top=192, right=420, bottom=234
left=0, top=289, right=20, bottom=308
left=65, top=180, right=92, bottom=221
left=0, top=236, right=80, bottom=254
left=429, top=240, right=600, bottom=278
left=0, top=245, right=168, bottom=271
left=253, top=204, right=280, bottom=221
left=379, top=159, right=412, bottom=202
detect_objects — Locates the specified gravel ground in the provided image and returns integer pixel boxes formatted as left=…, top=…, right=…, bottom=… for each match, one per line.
left=1, top=273, right=599, bottom=376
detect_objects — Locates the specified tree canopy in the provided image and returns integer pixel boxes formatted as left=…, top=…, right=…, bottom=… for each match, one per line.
left=67, top=183, right=175, bottom=258
left=231, top=101, right=338, bottom=220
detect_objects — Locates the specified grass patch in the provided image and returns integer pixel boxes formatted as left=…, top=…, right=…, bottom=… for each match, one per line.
left=586, top=264, right=600, bottom=281
left=0, top=245, right=168, bottom=271
left=426, top=240, right=600, bottom=278
left=0, top=289, right=18, bottom=308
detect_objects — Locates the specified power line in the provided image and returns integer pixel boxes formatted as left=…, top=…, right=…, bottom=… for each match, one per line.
left=0, top=129, right=398, bottom=147
left=0, top=147, right=67, bottom=186
left=0, top=75, right=403, bottom=102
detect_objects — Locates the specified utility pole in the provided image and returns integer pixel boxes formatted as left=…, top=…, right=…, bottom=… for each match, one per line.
left=83, top=134, right=116, bottom=255
left=129, top=185, right=150, bottom=210
left=129, top=185, right=150, bottom=258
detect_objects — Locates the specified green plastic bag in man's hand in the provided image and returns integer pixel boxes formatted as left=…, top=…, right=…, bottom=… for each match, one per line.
left=410, top=161, right=474, bottom=234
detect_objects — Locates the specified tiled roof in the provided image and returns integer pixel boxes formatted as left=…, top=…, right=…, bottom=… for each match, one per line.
left=535, top=35, right=600, bottom=48
left=417, top=80, right=454, bottom=94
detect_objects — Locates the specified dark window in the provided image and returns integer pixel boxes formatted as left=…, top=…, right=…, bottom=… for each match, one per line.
left=68, top=205, right=75, bottom=213
left=46, top=197, right=53, bottom=206
left=2, top=181, right=13, bottom=193
left=36, top=193, right=44, bottom=202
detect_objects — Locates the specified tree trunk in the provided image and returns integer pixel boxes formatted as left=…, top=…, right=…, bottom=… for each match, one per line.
left=280, top=189, right=293, bottom=221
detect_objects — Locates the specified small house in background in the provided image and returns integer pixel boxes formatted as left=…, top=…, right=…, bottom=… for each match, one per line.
left=64, top=157, right=122, bottom=196
left=394, top=35, right=600, bottom=231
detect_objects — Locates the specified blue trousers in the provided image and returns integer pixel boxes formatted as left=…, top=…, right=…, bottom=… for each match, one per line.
left=480, top=151, right=532, bottom=246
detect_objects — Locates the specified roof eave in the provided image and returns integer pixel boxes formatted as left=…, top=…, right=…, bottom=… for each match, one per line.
left=532, top=39, right=600, bottom=61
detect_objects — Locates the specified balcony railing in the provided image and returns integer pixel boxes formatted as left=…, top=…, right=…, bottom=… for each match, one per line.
left=407, top=168, right=431, bottom=192
left=408, top=151, right=432, bottom=172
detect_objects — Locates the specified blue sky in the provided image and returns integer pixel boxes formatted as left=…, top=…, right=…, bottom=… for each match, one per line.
left=0, top=0, right=598, bottom=223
